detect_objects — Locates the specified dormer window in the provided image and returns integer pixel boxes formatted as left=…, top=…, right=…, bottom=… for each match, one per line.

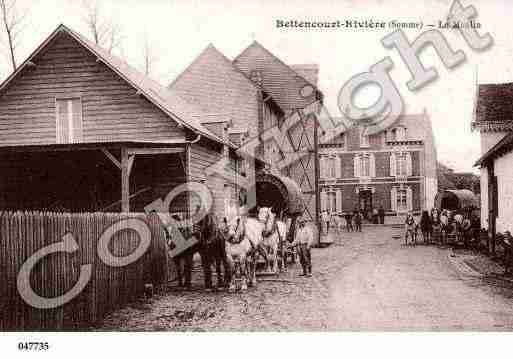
left=396, top=127, right=406, bottom=141
left=387, top=126, right=407, bottom=142
left=360, top=127, right=370, bottom=148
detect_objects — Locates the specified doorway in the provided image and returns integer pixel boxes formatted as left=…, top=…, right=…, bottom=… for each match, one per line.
left=359, top=190, right=373, bottom=220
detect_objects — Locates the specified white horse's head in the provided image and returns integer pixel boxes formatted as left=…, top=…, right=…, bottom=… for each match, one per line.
left=258, top=207, right=277, bottom=233
left=258, top=206, right=274, bottom=222
left=223, top=212, right=244, bottom=243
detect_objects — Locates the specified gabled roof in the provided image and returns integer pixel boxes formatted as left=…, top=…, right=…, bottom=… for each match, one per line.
left=472, top=82, right=513, bottom=132
left=474, top=131, right=513, bottom=167
left=0, top=24, right=228, bottom=146
left=233, top=41, right=323, bottom=113
left=168, top=43, right=261, bottom=136
left=290, top=64, right=319, bottom=86
left=320, top=113, right=433, bottom=144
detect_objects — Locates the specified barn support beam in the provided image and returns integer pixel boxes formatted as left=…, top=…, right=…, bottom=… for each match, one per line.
left=121, top=147, right=130, bottom=212
left=101, top=148, right=121, bottom=169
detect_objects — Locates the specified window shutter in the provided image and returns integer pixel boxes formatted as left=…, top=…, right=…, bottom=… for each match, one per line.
left=370, top=154, right=376, bottom=178
left=336, top=190, right=342, bottom=213
left=406, top=152, right=413, bottom=176
left=406, top=186, right=413, bottom=212
left=390, top=152, right=396, bottom=177
left=72, top=99, right=83, bottom=143
left=353, top=155, right=359, bottom=178
left=56, top=100, right=69, bottom=144
left=391, top=187, right=397, bottom=212
left=320, top=157, right=325, bottom=179
left=335, top=156, right=341, bottom=178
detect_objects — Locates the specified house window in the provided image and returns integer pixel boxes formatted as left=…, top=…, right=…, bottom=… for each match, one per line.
left=387, top=127, right=407, bottom=142
left=396, top=127, right=406, bottom=141
left=354, top=153, right=375, bottom=178
left=360, top=155, right=370, bottom=177
left=397, top=189, right=408, bottom=212
left=328, top=157, right=336, bottom=178
left=396, top=153, right=408, bottom=177
left=327, top=192, right=337, bottom=213
left=322, top=155, right=339, bottom=179
left=56, top=98, right=82, bottom=144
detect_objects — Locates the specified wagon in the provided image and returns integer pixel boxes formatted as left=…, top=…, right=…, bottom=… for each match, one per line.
left=254, top=169, right=305, bottom=273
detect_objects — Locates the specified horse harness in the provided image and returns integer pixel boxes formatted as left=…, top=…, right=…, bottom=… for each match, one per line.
left=262, top=212, right=283, bottom=246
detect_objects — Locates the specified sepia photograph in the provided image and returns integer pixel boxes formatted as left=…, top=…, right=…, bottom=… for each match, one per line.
left=1, top=0, right=513, bottom=356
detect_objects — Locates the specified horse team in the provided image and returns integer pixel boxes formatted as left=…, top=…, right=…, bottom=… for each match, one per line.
left=167, top=207, right=289, bottom=292
left=403, top=208, right=477, bottom=246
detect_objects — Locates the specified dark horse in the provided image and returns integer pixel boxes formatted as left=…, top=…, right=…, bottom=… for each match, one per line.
left=167, top=212, right=230, bottom=289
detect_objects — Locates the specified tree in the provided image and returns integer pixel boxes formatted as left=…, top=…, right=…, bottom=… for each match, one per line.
left=437, top=162, right=480, bottom=194
left=82, top=0, right=123, bottom=53
left=141, top=33, right=158, bottom=77
left=0, top=0, right=28, bottom=71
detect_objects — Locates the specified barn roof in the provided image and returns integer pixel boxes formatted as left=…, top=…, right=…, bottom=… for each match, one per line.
left=168, top=43, right=261, bottom=137
left=472, top=82, right=513, bottom=132
left=233, top=41, right=323, bottom=113
left=0, top=24, right=229, bottom=147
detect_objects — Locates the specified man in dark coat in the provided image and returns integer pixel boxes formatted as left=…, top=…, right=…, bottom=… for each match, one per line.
left=378, top=205, right=385, bottom=225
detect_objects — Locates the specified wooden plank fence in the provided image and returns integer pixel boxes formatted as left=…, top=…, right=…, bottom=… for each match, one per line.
left=0, top=211, right=168, bottom=330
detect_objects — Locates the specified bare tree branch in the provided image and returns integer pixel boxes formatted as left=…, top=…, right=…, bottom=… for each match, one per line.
left=81, top=0, right=123, bottom=54
left=0, top=0, right=28, bottom=71
left=141, top=33, right=159, bottom=77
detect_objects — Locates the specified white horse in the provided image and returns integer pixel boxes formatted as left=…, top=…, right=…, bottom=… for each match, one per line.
left=258, top=207, right=287, bottom=274
left=223, top=212, right=265, bottom=291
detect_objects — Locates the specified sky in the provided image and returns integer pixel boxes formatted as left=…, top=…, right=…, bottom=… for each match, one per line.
left=1, top=0, right=512, bottom=173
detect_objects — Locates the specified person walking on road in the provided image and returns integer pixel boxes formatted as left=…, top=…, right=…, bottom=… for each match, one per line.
left=291, top=219, right=313, bottom=276
left=378, top=205, right=385, bottom=225
left=405, top=213, right=416, bottom=245
left=353, top=209, right=362, bottom=232
left=372, top=208, right=379, bottom=224
left=344, top=211, right=353, bottom=232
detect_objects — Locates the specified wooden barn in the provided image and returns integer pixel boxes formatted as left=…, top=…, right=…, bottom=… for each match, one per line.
left=0, top=24, right=255, bottom=218
left=169, top=41, right=323, bottom=223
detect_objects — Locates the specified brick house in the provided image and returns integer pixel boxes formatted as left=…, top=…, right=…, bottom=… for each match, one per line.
left=319, top=111, right=438, bottom=219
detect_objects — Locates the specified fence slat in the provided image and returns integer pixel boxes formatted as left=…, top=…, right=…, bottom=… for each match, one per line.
left=2, top=211, right=167, bottom=330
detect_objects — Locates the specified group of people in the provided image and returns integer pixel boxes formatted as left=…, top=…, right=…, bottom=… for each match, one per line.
left=321, top=206, right=387, bottom=234
left=403, top=208, right=479, bottom=246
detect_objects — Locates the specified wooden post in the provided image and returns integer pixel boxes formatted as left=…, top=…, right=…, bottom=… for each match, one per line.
left=185, top=143, right=191, bottom=226
left=313, top=113, right=321, bottom=247
left=121, top=147, right=130, bottom=213
left=488, top=163, right=496, bottom=255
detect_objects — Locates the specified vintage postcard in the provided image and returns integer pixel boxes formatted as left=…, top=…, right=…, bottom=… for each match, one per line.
left=0, top=0, right=511, bottom=357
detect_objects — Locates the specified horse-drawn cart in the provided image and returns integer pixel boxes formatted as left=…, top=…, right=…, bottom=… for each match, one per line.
left=254, top=170, right=305, bottom=275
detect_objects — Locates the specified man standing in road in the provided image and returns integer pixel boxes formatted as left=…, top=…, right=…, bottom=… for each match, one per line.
left=291, top=219, right=313, bottom=277
left=353, top=209, right=362, bottom=232
left=321, top=210, right=330, bottom=234
left=378, top=205, right=385, bottom=225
